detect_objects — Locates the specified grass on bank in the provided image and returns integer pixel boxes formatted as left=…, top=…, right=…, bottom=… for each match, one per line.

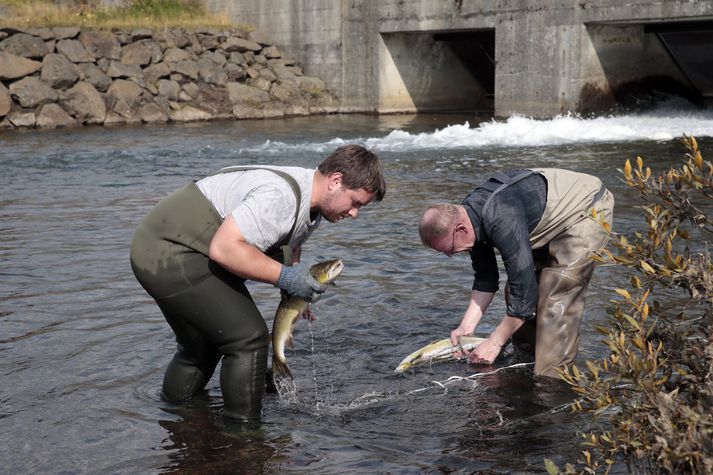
left=0, top=0, right=242, bottom=30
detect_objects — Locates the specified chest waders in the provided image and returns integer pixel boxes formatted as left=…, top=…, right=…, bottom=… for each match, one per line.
left=479, top=170, right=614, bottom=378
left=130, top=167, right=301, bottom=421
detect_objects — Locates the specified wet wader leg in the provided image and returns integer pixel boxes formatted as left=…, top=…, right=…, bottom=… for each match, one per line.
left=534, top=190, right=614, bottom=378
left=534, top=264, right=593, bottom=377
left=157, top=300, right=221, bottom=403
left=154, top=262, right=269, bottom=422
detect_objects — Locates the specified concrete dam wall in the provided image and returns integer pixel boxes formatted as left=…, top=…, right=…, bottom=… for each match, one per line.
left=207, top=0, right=713, bottom=118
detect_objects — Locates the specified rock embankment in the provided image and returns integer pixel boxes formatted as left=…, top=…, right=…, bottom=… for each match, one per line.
left=0, top=27, right=337, bottom=129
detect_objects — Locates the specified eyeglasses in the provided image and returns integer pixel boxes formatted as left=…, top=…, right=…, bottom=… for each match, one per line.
left=445, top=227, right=457, bottom=257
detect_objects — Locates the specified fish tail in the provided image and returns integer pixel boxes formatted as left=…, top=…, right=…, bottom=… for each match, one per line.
left=271, top=355, right=293, bottom=379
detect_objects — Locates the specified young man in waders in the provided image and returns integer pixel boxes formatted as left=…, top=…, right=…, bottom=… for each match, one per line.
left=130, top=145, right=386, bottom=421
left=418, top=169, right=613, bottom=377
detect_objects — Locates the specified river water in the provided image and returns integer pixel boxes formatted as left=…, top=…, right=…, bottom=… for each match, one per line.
left=2, top=104, right=713, bottom=474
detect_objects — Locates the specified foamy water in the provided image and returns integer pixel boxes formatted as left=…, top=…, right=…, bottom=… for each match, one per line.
left=241, top=104, right=713, bottom=154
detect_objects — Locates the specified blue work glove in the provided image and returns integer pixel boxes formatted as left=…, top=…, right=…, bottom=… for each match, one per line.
left=276, top=262, right=328, bottom=300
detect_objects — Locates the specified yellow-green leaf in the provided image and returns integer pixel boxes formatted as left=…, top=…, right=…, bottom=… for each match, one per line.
left=640, top=260, right=655, bottom=274
left=543, top=458, right=559, bottom=475
left=614, top=288, right=631, bottom=299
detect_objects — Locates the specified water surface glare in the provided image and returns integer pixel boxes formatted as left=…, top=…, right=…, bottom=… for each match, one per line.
left=2, top=112, right=711, bottom=473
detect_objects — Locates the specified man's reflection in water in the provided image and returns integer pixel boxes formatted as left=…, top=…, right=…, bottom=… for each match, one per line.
left=157, top=395, right=289, bottom=474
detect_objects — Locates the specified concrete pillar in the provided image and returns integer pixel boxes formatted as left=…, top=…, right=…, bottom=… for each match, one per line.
left=495, top=12, right=601, bottom=118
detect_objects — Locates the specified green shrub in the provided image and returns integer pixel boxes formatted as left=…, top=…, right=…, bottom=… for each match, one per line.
left=546, top=136, right=713, bottom=474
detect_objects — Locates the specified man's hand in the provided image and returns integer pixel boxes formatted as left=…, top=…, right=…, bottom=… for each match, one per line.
left=276, top=262, right=327, bottom=300
left=450, top=326, right=471, bottom=359
left=468, top=336, right=502, bottom=364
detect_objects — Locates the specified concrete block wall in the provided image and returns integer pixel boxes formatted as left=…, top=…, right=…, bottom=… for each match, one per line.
left=209, top=0, right=713, bottom=118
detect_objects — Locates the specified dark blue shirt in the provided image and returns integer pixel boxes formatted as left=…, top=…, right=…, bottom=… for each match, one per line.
left=462, top=170, right=547, bottom=320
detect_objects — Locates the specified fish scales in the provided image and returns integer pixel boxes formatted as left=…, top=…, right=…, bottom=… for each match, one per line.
left=271, top=259, right=344, bottom=380
left=394, top=336, right=487, bottom=373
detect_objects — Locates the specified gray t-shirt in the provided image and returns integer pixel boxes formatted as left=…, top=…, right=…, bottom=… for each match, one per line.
left=196, top=165, right=320, bottom=253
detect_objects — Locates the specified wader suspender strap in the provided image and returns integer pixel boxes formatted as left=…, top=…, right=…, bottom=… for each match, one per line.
left=209, top=166, right=302, bottom=265
left=481, top=170, right=536, bottom=218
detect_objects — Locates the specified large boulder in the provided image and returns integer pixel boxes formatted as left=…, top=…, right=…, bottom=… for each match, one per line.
left=0, top=33, right=48, bottom=59
left=157, top=79, right=180, bottom=101
left=169, top=59, right=199, bottom=80
left=226, top=82, right=270, bottom=105
left=143, top=62, right=171, bottom=86
left=79, top=31, right=121, bottom=60
left=247, top=77, right=271, bottom=92
left=192, top=84, right=232, bottom=117
left=106, top=79, right=143, bottom=108
left=61, top=81, right=106, bottom=124
left=270, top=63, right=298, bottom=81
left=41, top=53, right=80, bottom=88
left=197, top=58, right=227, bottom=86
left=169, top=105, right=211, bottom=122
left=121, top=39, right=162, bottom=66
left=106, top=60, right=143, bottom=80
left=0, top=82, right=11, bottom=117
left=201, top=50, right=227, bottom=67
left=9, top=76, right=58, bottom=108
left=55, top=39, right=93, bottom=63
left=36, top=103, right=77, bottom=128
left=162, top=30, right=191, bottom=49
left=232, top=103, right=285, bottom=119
left=261, top=45, right=281, bottom=59
left=77, top=63, right=112, bottom=92
left=163, top=47, right=194, bottom=63
left=52, top=27, right=80, bottom=40
left=0, top=51, right=41, bottom=80
left=197, top=32, right=221, bottom=50
left=270, top=81, right=302, bottom=103
left=130, top=29, right=153, bottom=41
left=223, top=37, right=261, bottom=53
left=225, top=63, right=246, bottom=81
left=8, top=111, right=36, bottom=127
left=138, top=101, right=169, bottom=123
left=259, top=68, right=276, bottom=82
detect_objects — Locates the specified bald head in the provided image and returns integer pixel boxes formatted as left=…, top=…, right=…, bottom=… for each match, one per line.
left=419, top=204, right=464, bottom=248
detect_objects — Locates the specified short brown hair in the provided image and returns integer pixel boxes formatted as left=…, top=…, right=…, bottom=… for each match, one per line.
left=318, top=145, right=386, bottom=202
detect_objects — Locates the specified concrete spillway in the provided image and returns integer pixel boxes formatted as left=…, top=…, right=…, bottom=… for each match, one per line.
left=210, top=1, right=713, bottom=117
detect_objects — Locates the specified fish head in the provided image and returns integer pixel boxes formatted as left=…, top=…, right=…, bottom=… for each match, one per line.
left=309, top=258, right=345, bottom=284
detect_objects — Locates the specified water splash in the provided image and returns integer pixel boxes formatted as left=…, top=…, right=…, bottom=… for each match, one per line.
left=239, top=104, right=713, bottom=154
left=273, top=375, right=297, bottom=401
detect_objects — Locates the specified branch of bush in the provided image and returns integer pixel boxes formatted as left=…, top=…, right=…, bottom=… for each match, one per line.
left=546, top=135, right=713, bottom=475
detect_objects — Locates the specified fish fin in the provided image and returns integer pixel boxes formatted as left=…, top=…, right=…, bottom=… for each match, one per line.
left=272, top=356, right=293, bottom=379
left=286, top=334, right=294, bottom=349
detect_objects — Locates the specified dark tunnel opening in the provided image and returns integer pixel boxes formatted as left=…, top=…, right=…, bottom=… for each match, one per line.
left=647, top=20, right=713, bottom=107
left=380, top=29, right=495, bottom=113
